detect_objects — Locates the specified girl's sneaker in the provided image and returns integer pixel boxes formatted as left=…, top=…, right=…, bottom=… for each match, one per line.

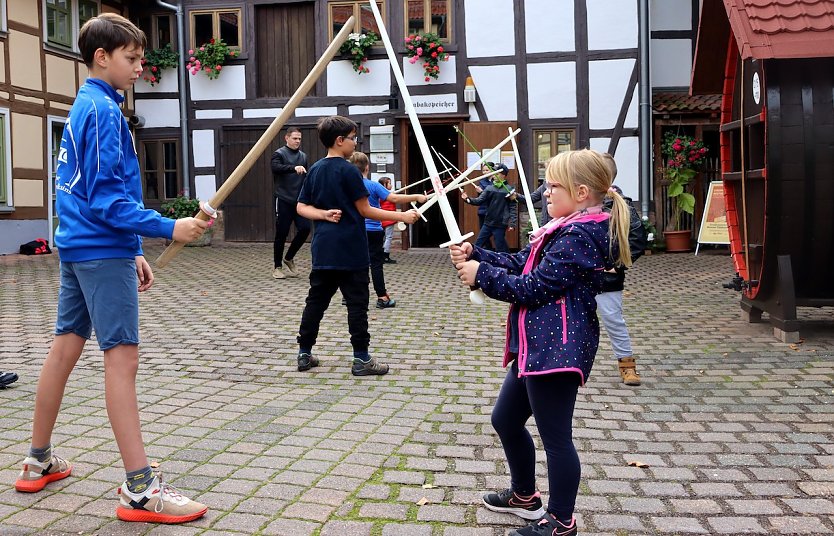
left=482, top=488, right=545, bottom=520
left=15, top=455, right=72, bottom=492
left=510, top=513, right=577, bottom=536
left=116, top=474, right=207, bottom=524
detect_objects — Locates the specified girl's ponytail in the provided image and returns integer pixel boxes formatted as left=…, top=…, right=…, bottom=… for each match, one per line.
left=605, top=188, right=633, bottom=268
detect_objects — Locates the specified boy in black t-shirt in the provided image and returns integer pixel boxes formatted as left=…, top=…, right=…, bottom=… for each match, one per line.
left=295, top=116, right=420, bottom=375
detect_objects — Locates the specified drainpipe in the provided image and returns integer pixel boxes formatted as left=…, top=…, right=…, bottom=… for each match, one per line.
left=157, top=0, right=190, bottom=197
left=638, top=0, right=652, bottom=216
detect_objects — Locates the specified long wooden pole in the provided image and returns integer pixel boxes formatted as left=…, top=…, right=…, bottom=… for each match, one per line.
left=155, top=17, right=357, bottom=268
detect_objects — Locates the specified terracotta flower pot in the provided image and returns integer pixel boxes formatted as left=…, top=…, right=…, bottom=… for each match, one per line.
left=664, top=230, right=692, bottom=252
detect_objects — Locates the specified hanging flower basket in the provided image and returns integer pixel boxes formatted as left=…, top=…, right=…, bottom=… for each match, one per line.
left=405, top=32, right=449, bottom=82
left=141, top=43, right=178, bottom=86
left=340, top=31, right=378, bottom=74
left=186, top=38, right=237, bottom=80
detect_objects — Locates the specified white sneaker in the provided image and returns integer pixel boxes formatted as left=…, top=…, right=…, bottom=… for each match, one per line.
left=283, top=258, right=299, bottom=277
left=272, top=267, right=285, bottom=279
left=116, top=474, right=207, bottom=524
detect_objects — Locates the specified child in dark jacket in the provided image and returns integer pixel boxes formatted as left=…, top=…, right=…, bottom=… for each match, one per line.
left=451, top=149, right=632, bottom=536
left=461, top=163, right=517, bottom=252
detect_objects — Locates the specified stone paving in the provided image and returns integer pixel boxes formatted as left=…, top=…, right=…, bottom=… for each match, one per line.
left=0, top=242, right=832, bottom=535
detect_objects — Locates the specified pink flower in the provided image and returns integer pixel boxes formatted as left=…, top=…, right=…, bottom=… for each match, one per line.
left=190, top=56, right=196, bottom=62
left=150, top=76, right=156, bottom=82
left=409, top=57, right=418, bottom=64
left=188, top=49, right=194, bottom=55
left=151, top=66, right=157, bottom=72
left=216, top=65, right=222, bottom=70
left=408, top=45, right=414, bottom=50
left=425, top=76, right=430, bottom=82
left=205, top=66, right=211, bottom=72
left=415, top=35, right=421, bottom=41
left=416, top=47, right=423, bottom=55
left=431, top=51, right=438, bottom=58
left=200, top=46, right=205, bottom=51
left=437, top=46, right=444, bottom=53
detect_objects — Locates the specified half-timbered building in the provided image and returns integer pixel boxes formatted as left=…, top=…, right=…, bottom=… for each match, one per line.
left=1, top=1, right=709, bottom=253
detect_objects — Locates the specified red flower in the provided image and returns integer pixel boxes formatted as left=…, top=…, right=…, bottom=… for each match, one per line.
left=437, top=46, right=444, bottom=53
left=425, top=76, right=431, bottom=82
left=431, top=51, right=438, bottom=58
left=210, top=38, right=215, bottom=44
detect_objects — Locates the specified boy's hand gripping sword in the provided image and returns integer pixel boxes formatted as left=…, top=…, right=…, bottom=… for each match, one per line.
left=154, top=17, right=357, bottom=268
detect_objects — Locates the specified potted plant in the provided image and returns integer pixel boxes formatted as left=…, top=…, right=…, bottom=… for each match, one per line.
left=404, top=32, right=449, bottom=82
left=141, top=43, right=178, bottom=86
left=661, top=132, right=708, bottom=252
left=340, top=31, right=377, bottom=74
left=160, top=195, right=212, bottom=247
left=186, top=38, right=237, bottom=80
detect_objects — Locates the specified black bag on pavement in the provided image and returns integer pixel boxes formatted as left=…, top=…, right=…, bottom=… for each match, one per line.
left=19, top=238, right=52, bottom=255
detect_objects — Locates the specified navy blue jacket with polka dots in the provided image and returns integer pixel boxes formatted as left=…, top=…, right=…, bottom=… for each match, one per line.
left=472, top=211, right=611, bottom=385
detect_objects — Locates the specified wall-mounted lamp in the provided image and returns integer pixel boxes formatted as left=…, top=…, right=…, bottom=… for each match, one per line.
left=463, top=76, right=477, bottom=103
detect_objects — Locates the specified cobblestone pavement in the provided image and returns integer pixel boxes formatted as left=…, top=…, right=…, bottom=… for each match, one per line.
left=1, top=243, right=832, bottom=535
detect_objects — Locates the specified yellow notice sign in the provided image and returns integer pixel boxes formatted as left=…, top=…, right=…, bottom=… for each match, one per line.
left=697, top=181, right=730, bottom=251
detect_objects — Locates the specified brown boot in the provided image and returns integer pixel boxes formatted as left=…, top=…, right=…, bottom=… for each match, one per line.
left=618, top=357, right=641, bottom=386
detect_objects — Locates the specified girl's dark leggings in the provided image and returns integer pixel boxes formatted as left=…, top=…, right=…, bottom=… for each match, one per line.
left=491, top=360, right=581, bottom=521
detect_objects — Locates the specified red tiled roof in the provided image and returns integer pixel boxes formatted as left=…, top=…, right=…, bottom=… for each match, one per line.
left=653, top=92, right=722, bottom=113
left=691, top=0, right=834, bottom=94
left=722, top=0, right=834, bottom=59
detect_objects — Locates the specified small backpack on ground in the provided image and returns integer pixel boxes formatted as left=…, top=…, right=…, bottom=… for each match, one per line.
left=19, top=238, right=52, bottom=255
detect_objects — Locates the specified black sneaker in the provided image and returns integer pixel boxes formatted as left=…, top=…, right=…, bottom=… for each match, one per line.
left=482, top=489, right=545, bottom=520
left=383, top=256, right=397, bottom=264
left=297, top=352, right=319, bottom=372
left=376, top=297, right=396, bottom=309
left=351, top=356, right=389, bottom=376
left=0, top=371, right=18, bottom=388
left=510, top=513, right=577, bottom=536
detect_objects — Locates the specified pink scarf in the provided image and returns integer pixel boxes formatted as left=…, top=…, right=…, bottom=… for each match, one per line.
left=529, top=206, right=606, bottom=244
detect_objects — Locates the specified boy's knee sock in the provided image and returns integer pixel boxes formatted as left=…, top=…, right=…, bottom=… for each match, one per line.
left=125, top=466, right=155, bottom=494
left=28, top=444, right=52, bottom=463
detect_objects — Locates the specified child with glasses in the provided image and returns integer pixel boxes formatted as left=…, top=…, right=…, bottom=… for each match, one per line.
left=450, top=149, right=632, bottom=536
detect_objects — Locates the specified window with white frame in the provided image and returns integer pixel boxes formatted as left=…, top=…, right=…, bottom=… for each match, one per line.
left=0, top=109, right=12, bottom=208
left=44, top=0, right=100, bottom=50
left=189, top=8, right=241, bottom=51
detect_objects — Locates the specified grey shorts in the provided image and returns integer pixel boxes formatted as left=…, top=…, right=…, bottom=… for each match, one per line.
left=54, top=259, right=139, bottom=350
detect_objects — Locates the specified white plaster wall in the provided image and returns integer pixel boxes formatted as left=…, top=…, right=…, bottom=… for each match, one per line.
left=189, top=65, right=246, bottom=101
left=464, top=0, right=515, bottom=57
left=587, top=0, right=638, bottom=50
left=590, top=137, right=609, bottom=154
left=469, top=65, right=517, bottom=121
left=195, top=109, right=233, bottom=120
left=525, top=0, right=574, bottom=53
left=192, top=130, right=215, bottom=168
left=327, top=59, right=391, bottom=96
left=651, top=0, right=691, bottom=31
left=0, top=220, right=50, bottom=255
left=349, top=105, right=389, bottom=115
left=624, top=91, right=638, bottom=129
left=588, top=59, right=635, bottom=130
left=651, top=39, right=692, bottom=88
left=404, top=55, right=456, bottom=85
left=611, top=136, right=639, bottom=200
left=134, top=68, right=178, bottom=93
left=527, top=62, right=576, bottom=119
left=135, top=99, right=180, bottom=128
left=243, top=108, right=283, bottom=119
left=296, top=107, right=338, bottom=117
left=195, top=175, right=217, bottom=202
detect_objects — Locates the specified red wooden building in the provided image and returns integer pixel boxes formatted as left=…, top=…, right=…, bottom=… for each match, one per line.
left=692, top=0, right=834, bottom=341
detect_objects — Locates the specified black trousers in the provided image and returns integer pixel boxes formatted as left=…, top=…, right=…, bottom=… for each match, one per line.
left=367, top=230, right=387, bottom=298
left=491, top=360, right=581, bottom=520
left=274, top=198, right=311, bottom=268
left=297, top=269, right=370, bottom=352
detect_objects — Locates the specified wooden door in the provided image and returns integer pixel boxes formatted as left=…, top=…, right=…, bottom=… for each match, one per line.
left=255, top=3, right=316, bottom=98
left=460, top=121, right=520, bottom=249
left=221, top=126, right=326, bottom=241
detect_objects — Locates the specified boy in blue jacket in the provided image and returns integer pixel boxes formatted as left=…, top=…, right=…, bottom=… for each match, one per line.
left=14, top=13, right=209, bottom=524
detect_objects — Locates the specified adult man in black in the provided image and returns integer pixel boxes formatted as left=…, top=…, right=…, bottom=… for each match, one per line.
left=271, top=127, right=310, bottom=279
